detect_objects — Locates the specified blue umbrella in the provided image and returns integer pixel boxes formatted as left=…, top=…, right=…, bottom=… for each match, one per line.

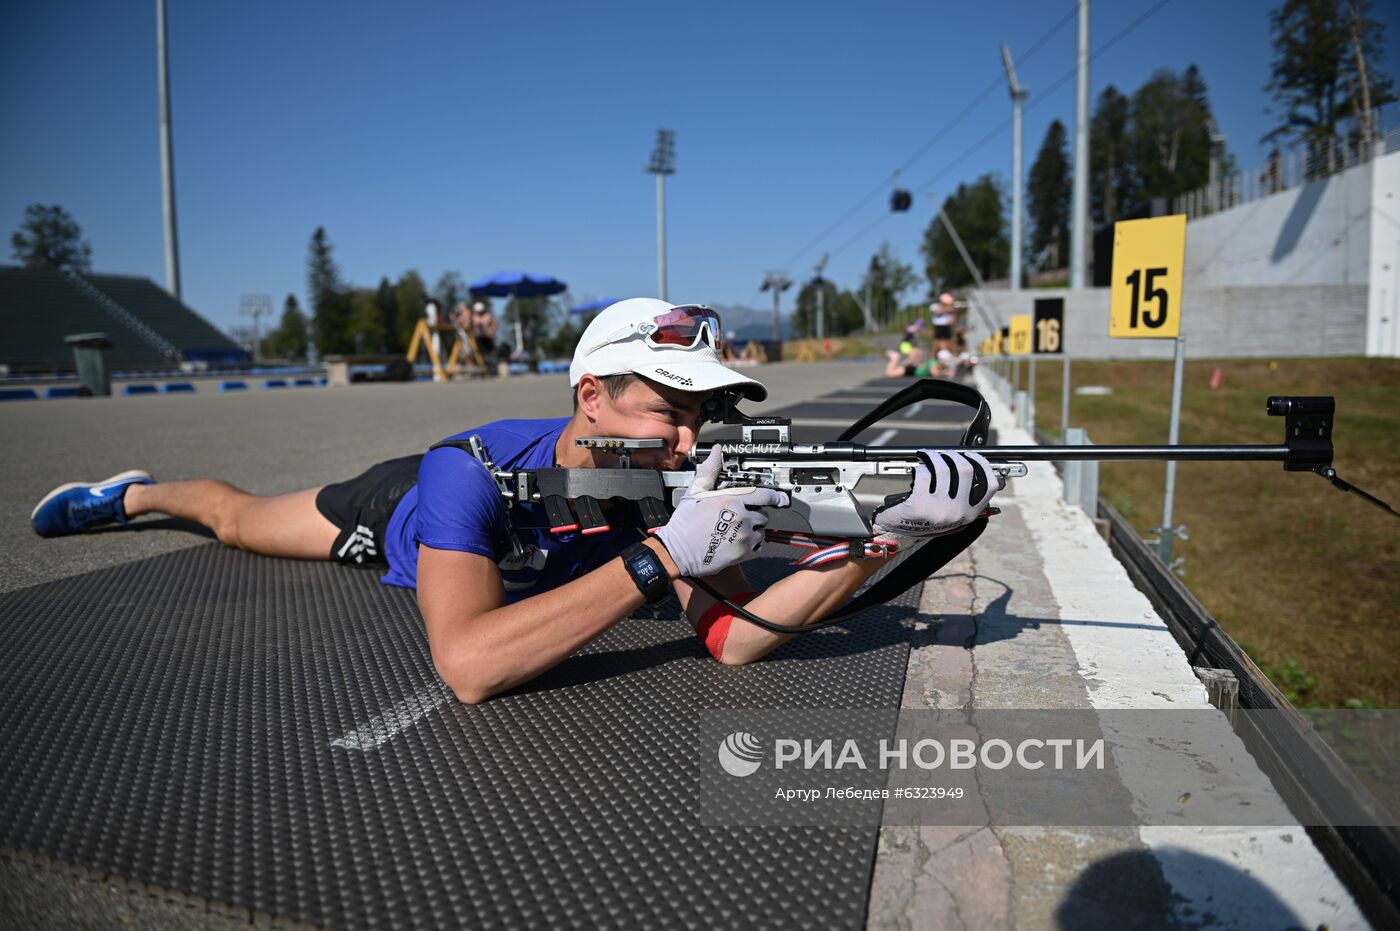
left=468, top=271, right=568, bottom=356
left=569, top=297, right=621, bottom=315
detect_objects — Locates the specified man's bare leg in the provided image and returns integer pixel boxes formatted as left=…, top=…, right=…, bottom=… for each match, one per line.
left=124, top=481, right=339, bottom=560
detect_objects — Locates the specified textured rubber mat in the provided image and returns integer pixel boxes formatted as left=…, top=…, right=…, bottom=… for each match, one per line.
left=0, top=542, right=918, bottom=929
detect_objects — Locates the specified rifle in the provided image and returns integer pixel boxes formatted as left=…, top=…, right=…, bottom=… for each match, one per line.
left=473, top=379, right=1395, bottom=634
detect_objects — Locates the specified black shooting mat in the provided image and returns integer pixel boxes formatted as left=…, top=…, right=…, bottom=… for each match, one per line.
left=0, top=541, right=921, bottom=929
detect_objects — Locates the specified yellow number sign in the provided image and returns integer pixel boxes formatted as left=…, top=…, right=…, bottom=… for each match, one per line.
left=1109, top=214, right=1185, bottom=338
left=1009, top=315, right=1032, bottom=355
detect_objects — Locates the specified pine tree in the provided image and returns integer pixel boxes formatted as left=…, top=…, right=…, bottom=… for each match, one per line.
left=261, top=294, right=309, bottom=361
left=1089, top=87, right=1132, bottom=225
left=1026, top=121, right=1070, bottom=267
left=1128, top=67, right=1219, bottom=202
left=307, top=227, right=353, bottom=357
left=375, top=277, right=400, bottom=353
left=1264, top=0, right=1395, bottom=147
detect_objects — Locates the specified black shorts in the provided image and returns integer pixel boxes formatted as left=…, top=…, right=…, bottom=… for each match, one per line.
left=934, top=324, right=954, bottom=340
left=315, top=455, right=423, bottom=567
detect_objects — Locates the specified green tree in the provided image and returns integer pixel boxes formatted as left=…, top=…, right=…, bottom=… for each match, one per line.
left=1027, top=120, right=1070, bottom=269
left=539, top=315, right=583, bottom=359
left=791, top=279, right=852, bottom=338
left=503, top=296, right=557, bottom=357
left=433, top=271, right=467, bottom=314
left=10, top=204, right=92, bottom=272
left=1128, top=67, right=1219, bottom=202
left=375, top=277, right=401, bottom=353
left=920, top=175, right=1008, bottom=290
left=261, top=294, right=309, bottom=361
left=307, top=227, right=353, bottom=357
left=348, top=287, right=387, bottom=354
left=859, top=242, right=920, bottom=330
left=1089, top=87, right=1133, bottom=225
left=1265, top=0, right=1396, bottom=147
left=394, top=271, right=427, bottom=351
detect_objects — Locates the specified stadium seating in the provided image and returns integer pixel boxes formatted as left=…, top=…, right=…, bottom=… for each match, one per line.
left=0, top=267, right=246, bottom=375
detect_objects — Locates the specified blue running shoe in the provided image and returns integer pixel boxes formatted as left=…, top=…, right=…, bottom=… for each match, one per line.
left=31, top=470, right=155, bottom=537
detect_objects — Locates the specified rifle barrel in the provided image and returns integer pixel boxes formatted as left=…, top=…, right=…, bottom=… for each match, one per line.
left=694, top=443, right=1293, bottom=463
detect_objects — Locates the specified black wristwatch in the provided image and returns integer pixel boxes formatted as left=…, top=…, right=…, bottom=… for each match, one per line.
left=621, top=542, right=671, bottom=604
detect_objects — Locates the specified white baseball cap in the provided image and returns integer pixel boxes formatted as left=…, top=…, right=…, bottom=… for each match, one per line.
left=570, top=298, right=767, bottom=402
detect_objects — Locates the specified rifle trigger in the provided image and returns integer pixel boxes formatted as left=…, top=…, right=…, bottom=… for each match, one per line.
left=882, top=491, right=911, bottom=509
left=543, top=495, right=580, bottom=533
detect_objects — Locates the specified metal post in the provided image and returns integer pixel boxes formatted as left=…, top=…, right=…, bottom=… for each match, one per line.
left=1069, top=0, right=1090, bottom=289
left=814, top=253, right=828, bottom=343
left=1061, top=355, right=1071, bottom=439
left=656, top=173, right=667, bottom=301
left=156, top=0, right=181, bottom=299
left=512, top=297, right=525, bottom=361
left=1159, top=336, right=1187, bottom=563
left=240, top=294, right=271, bottom=364
left=1028, top=355, right=1037, bottom=431
left=646, top=129, right=676, bottom=301
left=761, top=271, right=791, bottom=352
left=1001, top=45, right=1028, bottom=291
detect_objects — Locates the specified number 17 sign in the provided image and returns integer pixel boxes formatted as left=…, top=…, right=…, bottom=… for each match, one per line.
left=1109, top=214, right=1185, bottom=339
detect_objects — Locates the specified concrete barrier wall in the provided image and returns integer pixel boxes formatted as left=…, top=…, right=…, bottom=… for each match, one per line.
left=1368, top=149, right=1400, bottom=355
left=1184, top=163, right=1373, bottom=287
left=970, top=284, right=1368, bottom=360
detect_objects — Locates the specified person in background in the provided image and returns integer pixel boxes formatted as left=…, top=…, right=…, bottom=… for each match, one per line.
left=885, top=343, right=933, bottom=378
left=466, top=301, right=498, bottom=373
left=931, top=293, right=957, bottom=355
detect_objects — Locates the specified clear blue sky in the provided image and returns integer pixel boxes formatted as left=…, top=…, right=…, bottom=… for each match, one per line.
left=4, top=0, right=1398, bottom=335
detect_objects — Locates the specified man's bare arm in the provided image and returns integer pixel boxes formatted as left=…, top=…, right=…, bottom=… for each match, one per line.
left=675, top=556, right=886, bottom=666
left=418, top=537, right=680, bottom=704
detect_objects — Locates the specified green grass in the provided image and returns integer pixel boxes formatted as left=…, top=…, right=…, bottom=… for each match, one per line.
left=1018, top=357, right=1400, bottom=708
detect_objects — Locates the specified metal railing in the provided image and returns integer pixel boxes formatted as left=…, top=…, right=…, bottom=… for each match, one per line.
left=1174, top=128, right=1400, bottom=221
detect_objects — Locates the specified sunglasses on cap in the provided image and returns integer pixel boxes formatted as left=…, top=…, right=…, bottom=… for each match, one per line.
left=585, top=304, right=723, bottom=356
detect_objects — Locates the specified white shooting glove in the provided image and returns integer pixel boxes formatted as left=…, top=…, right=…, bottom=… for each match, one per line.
left=872, top=450, right=1002, bottom=547
left=656, top=448, right=790, bottom=577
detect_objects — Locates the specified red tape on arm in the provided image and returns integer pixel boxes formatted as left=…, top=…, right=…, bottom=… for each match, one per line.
left=695, top=591, right=757, bottom=662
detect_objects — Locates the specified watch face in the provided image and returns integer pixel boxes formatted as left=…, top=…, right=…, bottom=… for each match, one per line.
left=631, top=554, right=660, bottom=582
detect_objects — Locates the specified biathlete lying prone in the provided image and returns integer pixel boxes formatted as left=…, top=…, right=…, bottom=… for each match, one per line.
left=31, top=298, right=999, bottom=703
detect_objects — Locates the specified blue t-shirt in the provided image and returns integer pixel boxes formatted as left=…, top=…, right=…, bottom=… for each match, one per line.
left=381, top=417, right=639, bottom=601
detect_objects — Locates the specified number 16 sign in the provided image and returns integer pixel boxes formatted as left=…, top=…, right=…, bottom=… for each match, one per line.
left=1109, top=214, right=1185, bottom=339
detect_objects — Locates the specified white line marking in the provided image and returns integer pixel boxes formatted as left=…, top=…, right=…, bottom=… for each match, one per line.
left=329, top=683, right=454, bottom=751
left=870, top=428, right=898, bottom=446
left=901, top=402, right=924, bottom=419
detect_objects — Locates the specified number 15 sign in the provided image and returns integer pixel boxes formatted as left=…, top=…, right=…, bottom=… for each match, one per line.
left=1109, top=214, right=1185, bottom=339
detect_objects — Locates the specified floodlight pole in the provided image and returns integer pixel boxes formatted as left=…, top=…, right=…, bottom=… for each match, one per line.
left=156, top=0, right=181, bottom=299
left=761, top=271, right=792, bottom=349
left=1069, top=0, right=1090, bottom=289
left=646, top=129, right=676, bottom=301
left=240, top=294, right=271, bottom=363
left=1001, top=44, right=1029, bottom=292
